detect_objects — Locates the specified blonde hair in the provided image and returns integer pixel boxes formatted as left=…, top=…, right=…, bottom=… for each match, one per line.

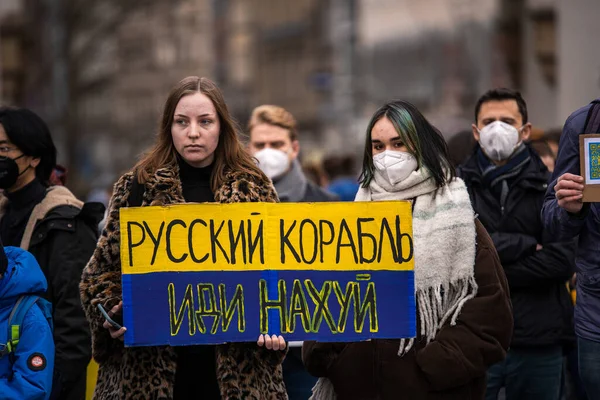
left=134, top=76, right=265, bottom=192
left=248, top=105, right=298, bottom=141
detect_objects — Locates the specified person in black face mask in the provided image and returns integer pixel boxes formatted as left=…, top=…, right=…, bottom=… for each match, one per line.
left=0, top=107, right=105, bottom=400
left=0, top=111, right=49, bottom=246
left=0, top=152, right=30, bottom=188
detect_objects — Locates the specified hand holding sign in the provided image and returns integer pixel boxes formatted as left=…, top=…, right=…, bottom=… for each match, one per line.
left=257, top=334, right=286, bottom=351
left=554, top=173, right=584, bottom=213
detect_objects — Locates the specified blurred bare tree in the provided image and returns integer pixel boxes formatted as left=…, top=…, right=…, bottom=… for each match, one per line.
left=21, top=0, right=197, bottom=196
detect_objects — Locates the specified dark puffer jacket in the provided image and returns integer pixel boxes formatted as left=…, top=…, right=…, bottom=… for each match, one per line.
left=458, top=146, right=575, bottom=349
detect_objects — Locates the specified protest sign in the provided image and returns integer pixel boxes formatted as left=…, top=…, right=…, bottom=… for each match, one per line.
left=120, top=201, right=416, bottom=346
left=579, top=134, right=600, bottom=202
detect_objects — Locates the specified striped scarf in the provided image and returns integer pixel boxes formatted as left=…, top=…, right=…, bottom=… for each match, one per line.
left=478, top=143, right=531, bottom=208
left=310, top=168, right=477, bottom=400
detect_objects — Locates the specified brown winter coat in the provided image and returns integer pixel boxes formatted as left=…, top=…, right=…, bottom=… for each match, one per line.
left=80, top=165, right=288, bottom=400
left=302, top=220, right=512, bottom=400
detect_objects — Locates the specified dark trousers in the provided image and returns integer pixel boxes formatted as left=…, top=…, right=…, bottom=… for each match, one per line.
left=578, top=337, right=600, bottom=399
left=486, top=346, right=563, bottom=400
left=283, top=347, right=317, bottom=400
left=562, top=344, right=587, bottom=400
left=52, top=370, right=87, bottom=400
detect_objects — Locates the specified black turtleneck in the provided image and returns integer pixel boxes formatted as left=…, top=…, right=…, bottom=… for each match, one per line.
left=0, top=178, right=47, bottom=246
left=174, top=157, right=220, bottom=400
left=178, top=156, right=215, bottom=203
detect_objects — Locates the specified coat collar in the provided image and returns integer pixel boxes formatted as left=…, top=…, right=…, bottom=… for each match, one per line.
left=0, top=185, right=84, bottom=250
left=137, top=163, right=278, bottom=207
left=459, top=144, right=549, bottom=186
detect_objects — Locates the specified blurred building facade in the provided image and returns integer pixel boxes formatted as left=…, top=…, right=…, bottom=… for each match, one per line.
left=0, top=0, right=24, bottom=105
left=353, top=0, right=510, bottom=143
left=0, top=0, right=598, bottom=195
left=220, top=0, right=336, bottom=155
left=523, top=0, right=600, bottom=130
left=222, top=0, right=526, bottom=150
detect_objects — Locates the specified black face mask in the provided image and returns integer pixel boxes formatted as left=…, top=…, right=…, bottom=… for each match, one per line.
left=0, top=154, right=28, bottom=189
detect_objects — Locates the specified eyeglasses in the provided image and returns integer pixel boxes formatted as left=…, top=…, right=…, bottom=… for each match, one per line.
left=0, top=146, right=18, bottom=160
left=0, top=146, right=17, bottom=154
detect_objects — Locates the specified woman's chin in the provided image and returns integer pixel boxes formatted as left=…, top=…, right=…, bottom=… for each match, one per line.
left=181, top=153, right=213, bottom=168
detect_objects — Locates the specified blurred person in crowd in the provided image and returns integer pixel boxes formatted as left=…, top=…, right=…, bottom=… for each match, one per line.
left=446, top=129, right=477, bottom=168
left=543, top=98, right=600, bottom=399
left=247, top=104, right=337, bottom=399
left=80, top=77, right=287, bottom=399
left=322, top=154, right=360, bottom=201
left=545, top=128, right=562, bottom=158
left=562, top=271, right=588, bottom=400
left=85, top=188, right=109, bottom=232
left=457, top=89, right=575, bottom=400
left=304, top=100, right=512, bottom=400
left=530, top=139, right=556, bottom=172
left=0, top=108, right=104, bottom=400
left=49, top=164, right=67, bottom=186
left=0, top=238, right=55, bottom=400
left=302, top=159, right=329, bottom=187
left=86, top=176, right=114, bottom=233
left=247, top=105, right=338, bottom=203
left=543, top=125, right=585, bottom=400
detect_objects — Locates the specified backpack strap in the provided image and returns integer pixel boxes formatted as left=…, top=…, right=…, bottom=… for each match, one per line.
left=5, top=295, right=40, bottom=356
left=583, top=100, right=600, bottom=134
left=127, top=175, right=145, bottom=208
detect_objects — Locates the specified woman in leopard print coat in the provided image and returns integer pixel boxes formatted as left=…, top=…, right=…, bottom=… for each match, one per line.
left=80, top=77, right=288, bottom=400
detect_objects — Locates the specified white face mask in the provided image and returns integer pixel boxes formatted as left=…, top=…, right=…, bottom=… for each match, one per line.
left=254, top=148, right=290, bottom=180
left=478, top=121, right=522, bottom=161
left=373, top=150, right=418, bottom=186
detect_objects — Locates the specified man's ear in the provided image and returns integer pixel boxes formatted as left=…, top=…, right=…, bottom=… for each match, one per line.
left=30, top=157, right=41, bottom=169
left=472, top=124, right=481, bottom=143
left=521, top=123, right=532, bottom=142
left=290, top=140, right=300, bottom=160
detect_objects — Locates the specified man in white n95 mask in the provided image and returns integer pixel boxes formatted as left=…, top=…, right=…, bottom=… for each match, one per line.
left=457, top=88, right=576, bottom=400
left=247, top=105, right=338, bottom=203
left=246, top=104, right=338, bottom=400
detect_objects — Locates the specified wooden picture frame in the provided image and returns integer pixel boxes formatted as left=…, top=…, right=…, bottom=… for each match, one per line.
left=579, top=134, right=600, bottom=202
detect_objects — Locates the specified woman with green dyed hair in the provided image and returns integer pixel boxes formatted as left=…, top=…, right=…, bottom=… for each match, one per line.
left=302, top=100, right=513, bottom=400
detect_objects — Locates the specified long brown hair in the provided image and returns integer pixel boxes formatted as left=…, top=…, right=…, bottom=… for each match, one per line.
left=134, top=76, right=266, bottom=192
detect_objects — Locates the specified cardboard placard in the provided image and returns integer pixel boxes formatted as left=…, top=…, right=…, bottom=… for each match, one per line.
left=119, top=201, right=416, bottom=347
left=579, top=134, right=600, bottom=202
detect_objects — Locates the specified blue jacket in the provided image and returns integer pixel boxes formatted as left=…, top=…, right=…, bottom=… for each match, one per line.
left=542, top=99, right=600, bottom=343
left=0, top=247, right=55, bottom=400
left=327, top=177, right=360, bottom=202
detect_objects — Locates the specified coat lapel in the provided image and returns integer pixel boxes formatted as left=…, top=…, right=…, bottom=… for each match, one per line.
left=141, top=165, right=278, bottom=206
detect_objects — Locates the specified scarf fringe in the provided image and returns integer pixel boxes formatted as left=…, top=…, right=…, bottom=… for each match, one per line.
left=351, top=174, right=478, bottom=393
left=309, top=377, right=337, bottom=400
left=310, top=275, right=479, bottom=399
left=397, top=276, right=478, bottom=356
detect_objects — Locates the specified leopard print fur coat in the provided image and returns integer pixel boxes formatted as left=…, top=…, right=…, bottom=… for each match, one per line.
left=80, top=164, right=288, bottom=399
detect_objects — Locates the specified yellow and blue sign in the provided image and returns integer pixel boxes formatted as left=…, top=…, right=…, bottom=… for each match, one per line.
left=120, top=201, right=416, bottom=346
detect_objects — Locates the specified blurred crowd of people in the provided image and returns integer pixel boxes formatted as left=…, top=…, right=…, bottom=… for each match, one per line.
left=0, top=77, right=598, bottom=400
